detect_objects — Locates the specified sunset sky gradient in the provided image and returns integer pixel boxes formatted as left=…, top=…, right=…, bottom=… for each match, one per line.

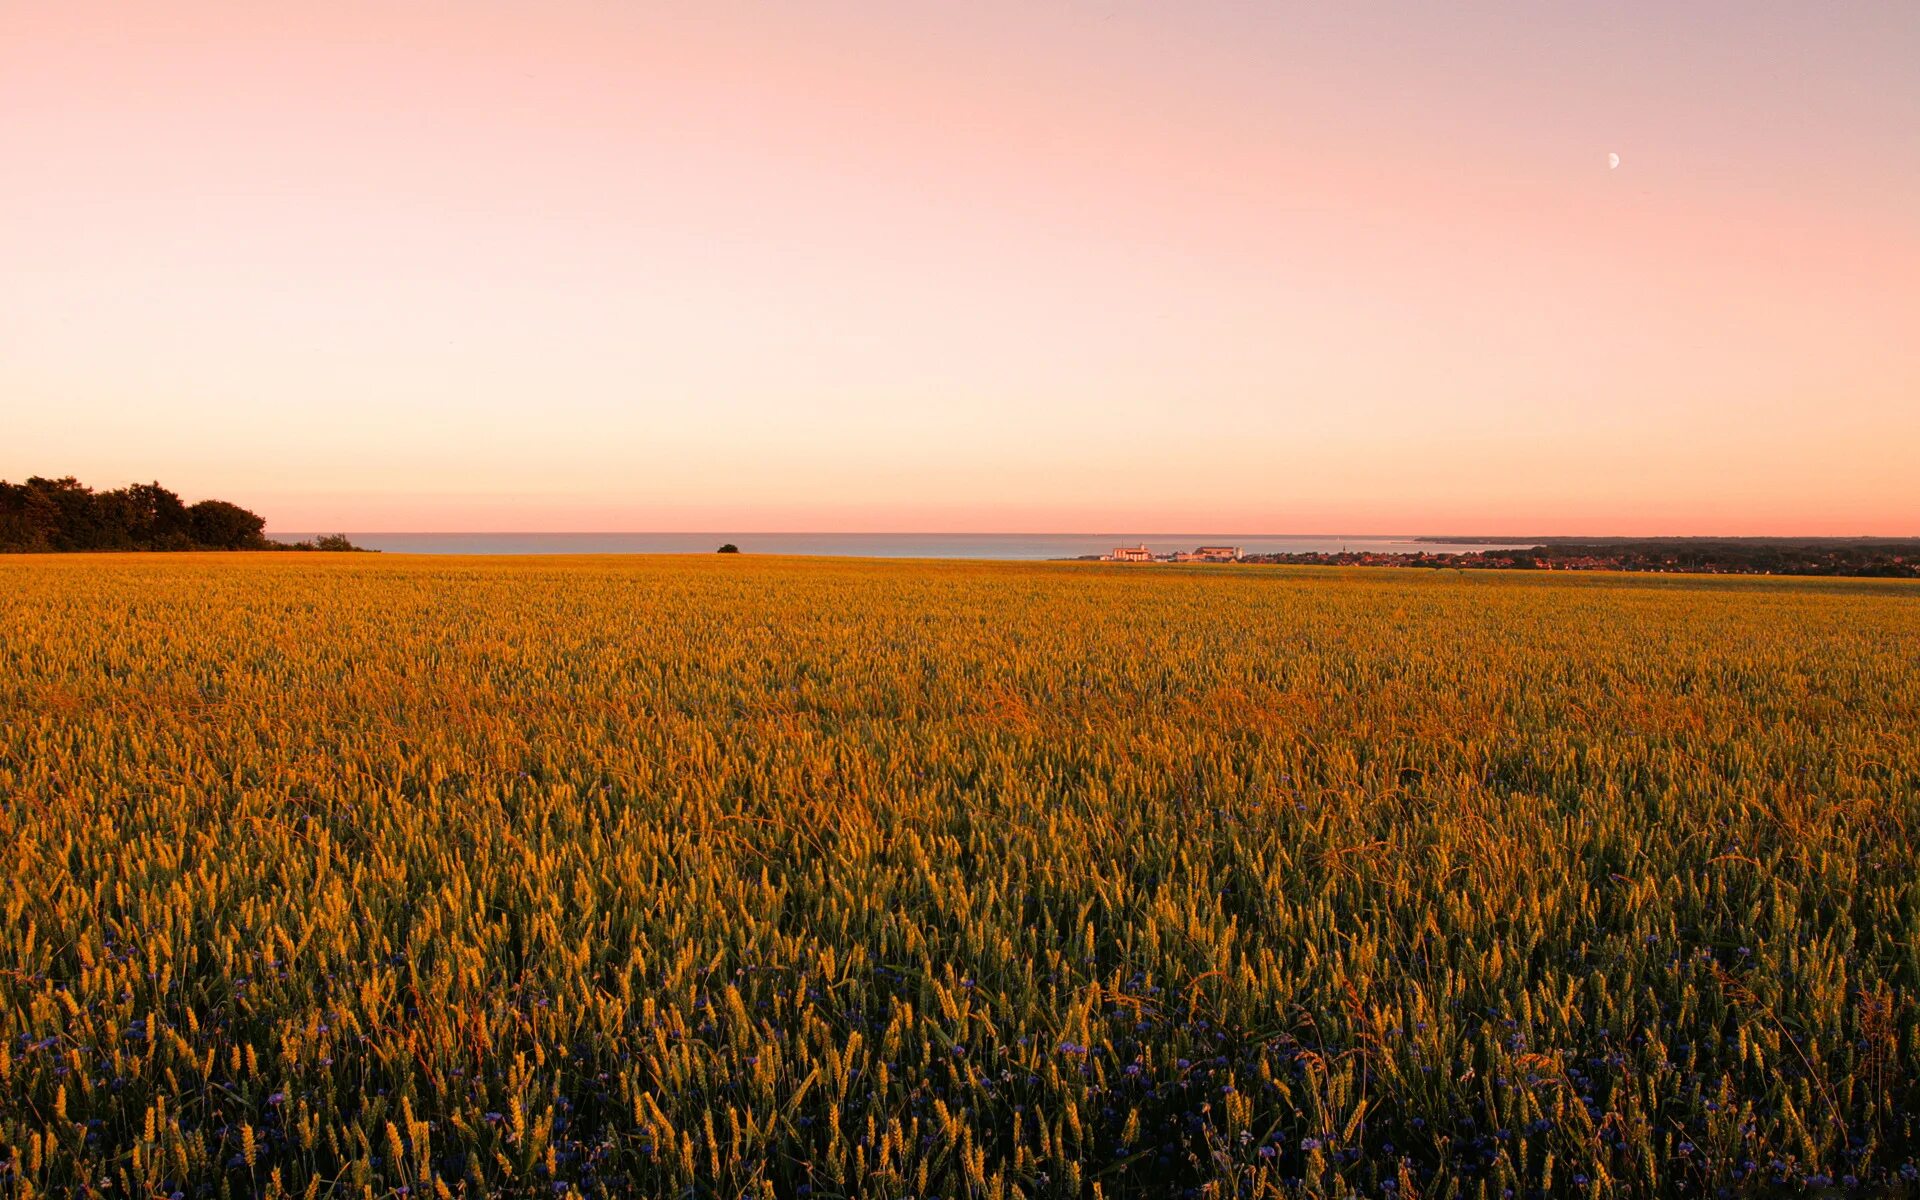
left=4, top=1, right=1915, bottom=533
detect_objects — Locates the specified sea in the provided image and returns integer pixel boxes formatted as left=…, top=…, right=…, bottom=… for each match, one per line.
left=265, top=532, right=1529, bottom=559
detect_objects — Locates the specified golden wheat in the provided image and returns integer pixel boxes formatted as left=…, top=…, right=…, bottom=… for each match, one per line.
left=1, top=553, right=1916, bottom=1197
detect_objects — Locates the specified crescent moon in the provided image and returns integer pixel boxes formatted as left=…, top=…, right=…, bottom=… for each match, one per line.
left=1608, top=152, right=1620, bottom=170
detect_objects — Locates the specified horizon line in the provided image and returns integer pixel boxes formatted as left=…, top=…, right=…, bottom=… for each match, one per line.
left=263, top=529, right=1918, bottom=540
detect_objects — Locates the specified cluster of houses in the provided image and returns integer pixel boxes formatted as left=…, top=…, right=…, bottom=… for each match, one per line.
left=1106, top=544, right=1243, bottom=563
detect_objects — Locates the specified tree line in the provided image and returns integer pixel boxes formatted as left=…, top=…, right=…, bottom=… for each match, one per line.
left=0, top=476, right=365, bottom=553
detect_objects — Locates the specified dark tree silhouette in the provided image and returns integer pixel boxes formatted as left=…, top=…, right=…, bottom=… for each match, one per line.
left=717, top=543, right=741, bottom=554
left=188, top=500, right=269, bottom=549
left=118, top=482, right=193, bottom=548
left=0, top=475, right=365, bottom=552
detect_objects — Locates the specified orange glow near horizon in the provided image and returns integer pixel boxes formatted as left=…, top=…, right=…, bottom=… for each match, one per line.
left=3, top=2, right=1916, bottom=535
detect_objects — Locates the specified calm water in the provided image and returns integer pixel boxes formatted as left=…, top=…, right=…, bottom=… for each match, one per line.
left=267, top=532, right=1529, bottom=559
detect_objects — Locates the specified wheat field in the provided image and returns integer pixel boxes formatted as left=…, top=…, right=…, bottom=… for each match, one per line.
left=2, top=554, right=1917, bottom=1198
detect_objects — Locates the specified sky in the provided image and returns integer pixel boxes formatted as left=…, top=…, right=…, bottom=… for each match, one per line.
left=3, top=1, right=1916, bottom=535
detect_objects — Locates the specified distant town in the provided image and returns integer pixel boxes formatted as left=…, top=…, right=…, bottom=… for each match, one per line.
left=1104, top=544, right=1244, bottom=563
left=1087, top=538, right=1920, bottom=579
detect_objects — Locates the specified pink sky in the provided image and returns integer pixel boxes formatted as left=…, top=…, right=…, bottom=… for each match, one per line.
left=3, top=1, right=1915, bottom=534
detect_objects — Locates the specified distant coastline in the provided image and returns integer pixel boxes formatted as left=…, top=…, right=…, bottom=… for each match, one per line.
left=262, top=532, right=1531, bottom=559
left=1415, top=535, right=1920, bottom=546
left=1255, top=536, right=1920, bottom=579
left=17, top=484, right=1912, bottom=578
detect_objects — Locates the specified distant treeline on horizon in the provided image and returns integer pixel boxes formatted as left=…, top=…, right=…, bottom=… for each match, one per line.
left=0, top=475, right=365, bottom=553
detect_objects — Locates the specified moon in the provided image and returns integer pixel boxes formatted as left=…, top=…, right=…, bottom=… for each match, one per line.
left=1608, top=152, right=1621, bottom=170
